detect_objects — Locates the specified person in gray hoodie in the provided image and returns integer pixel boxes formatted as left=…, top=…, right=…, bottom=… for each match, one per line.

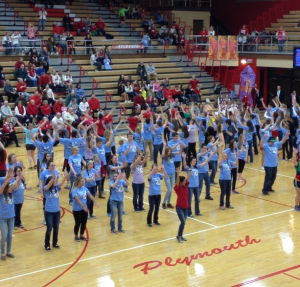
left=146, top=61, right=157, bottom=80
left=1, top=101, right=16, bottom=125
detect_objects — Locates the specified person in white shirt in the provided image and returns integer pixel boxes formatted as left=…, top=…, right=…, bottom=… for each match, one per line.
left=15, top=100, right=28, bottom=125
left=11, top=31, right=22, bottom=54
left=2, top=32, right=12, bottom=55
left=52, top=112, right=69, bottom=137
left=208, top=26, right=215, bottom=36
left=44, top=85, right=55, bottom=105
left=90, top=51, right=102, bottom=71
left=38, top=7, right=47, bottom=31
left=63, top=108, right=78, bottom=123
left=79, top=97, right=90, bottom=113
left=63, top=70, right=73, bottom=90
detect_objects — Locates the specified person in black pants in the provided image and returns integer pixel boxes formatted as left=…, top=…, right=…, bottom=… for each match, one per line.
left=147, top=164, right=167, bottom=227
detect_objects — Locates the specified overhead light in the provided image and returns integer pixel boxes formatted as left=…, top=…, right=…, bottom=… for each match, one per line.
left=241, top=59, right=247, bottom=64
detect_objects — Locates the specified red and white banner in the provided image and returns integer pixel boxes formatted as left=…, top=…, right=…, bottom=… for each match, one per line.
left=111, top=44, right=144, bottom=50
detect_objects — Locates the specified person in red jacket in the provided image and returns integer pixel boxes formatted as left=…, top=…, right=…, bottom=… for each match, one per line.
left=103, top=107, right=115, bottom=125
left=172, top=85, right=182, bottom=102
left=2, top=117, right=20, bottom=147
left=38, top=117, right=51, bottom=134
left=95, top=17, right=106, bottom=36
left=41, top=100, right=52, bottom=121
left=133, top=92, right=147, bottom=113
left=120, top=111, right=139, bottom=131
left=88, top=93, right=100, bottom=117
left=163, top=85, right=173, bottom=101
left=77, top=18, right=86, bottom=36
left=53, top=98, right=63, bottom=113
left=16, top=78, right=30, bottom=100
left=14, top=57, right=25, bottom=71
left=189, top=75, right=200, bottom=90
left=199, top=27, right=208, bottom=50
left=29, top=91, right=42, bottom=106
left=239, top=25, right=249, bottom=36
left=39, top=72, right=50, bottom=89
left=53, top=23, right=64, bottom=41
left=27, top=99, right=42, bottom=123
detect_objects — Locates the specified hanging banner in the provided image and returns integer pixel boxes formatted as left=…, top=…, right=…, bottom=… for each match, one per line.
left=218, top=35, right=228, bottom=60
left=209, top=35, right=218, bottom=60
left=111, top=44, right=144, bottom=50
left=228, top=35, right=238, bottom=60
left=239, top=65, right=256, bottom=106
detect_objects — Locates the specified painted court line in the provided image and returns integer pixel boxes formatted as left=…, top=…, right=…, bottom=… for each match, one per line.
left=245, top=167, right=294, bottom=179
left=0, top=208, right=293, bottom=283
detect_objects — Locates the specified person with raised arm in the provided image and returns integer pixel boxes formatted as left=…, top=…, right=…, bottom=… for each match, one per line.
left=146, top=163, right=167, bottom=227
left=293, top=149, right=300, bottom=211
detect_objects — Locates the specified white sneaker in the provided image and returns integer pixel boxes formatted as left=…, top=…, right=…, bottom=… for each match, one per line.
left=125, top=100, right=128, bottom=103
left=55, top=52, right=59, bottom=55
left=261, top=166, right=264, bottom=170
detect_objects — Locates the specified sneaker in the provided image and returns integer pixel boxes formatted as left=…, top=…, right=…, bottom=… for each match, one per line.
left=36, top=188, right=40, bottom=193
left=262, top=192, right=270, bottom=196
left=210, top=183, right=214, bottom=186
left=19, top=224, right=24, bottom=228
left=154, top=222, right=161, bottom=225
left=80, top=236, right=88, bottom=241
left=147, top=223, right=152, bottom=227
left=205, top=196, right=214, bottom=200
left=111, top=229, right=117, bottom=234
left=52, top=244, right=60, bottom=249
left=64, top=184, right=70, bottom=189
left=195, top=213, right=203, bottom=216
left=87, top=216, right=90, bottom=220
left=124, top=187, right=129, bottom=193
left=45, top=246, right=51, bottom=251
left=43, top=219, right=46, bottom=225
left=188, top=214, right=194, bottom=218
left=213, top=182, right=218, bottom=185
left=135, top=209, right=139, bottom=213
left=102, top=190, right=106, bottom=195
left=69, top=201, right=73, bottom=206
left=107, top=213, right=111, bottom=217
left=269, top=189, right=275, bottom=192
left=226, top=205, right=234, bottom=209
left=167, top=203, right=174, bottom=208
left=123, top=211, right=126, bottom=215
left=294, top=206, right=300, bottom=212
left=75, top=236, right=80, bottom=242
left=232, top=190, right=239, bottom=194
left=118, top=229, right=125, bottom=233
left=14, top=226, right=18, bottom=230
left=90, top=214, right=96, bottom=219
left=139, top=207, right=146, bottom=212
left=220, top=206, right=225, bottom=210
left=162, top=203, right=167, bottom=209
left=125, top=100, right=128, bottom=103
left=181, top=236, right=187, bottom=241
left=176, top=235, right=183, bottom=243
left=261, top=167, right=265, bottom=170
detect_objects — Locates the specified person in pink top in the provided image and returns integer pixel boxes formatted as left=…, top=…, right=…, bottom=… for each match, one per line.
left=276, top=26, right=286, bottom=52
left=27, top=24, right=36, bottom=48
left=153, top=80, right=160, bottom=93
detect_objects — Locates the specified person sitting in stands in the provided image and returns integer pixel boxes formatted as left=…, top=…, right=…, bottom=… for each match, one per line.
left=103, top=55, right=112, bottom=70
left=27, top=65, right=38, bottom=88
left=35, top=63, right=45, bottom=82
left=39, top=47, right=50, bottom=65
left=15, top=93, right=27, bottom=108
left=52, top=112, right=70, bottom=137
left=11, top=31, right=22, bottom=54
left=88, top=93, right=100, bottom=115
left=90, top=51, right=102, bottom=71
left=50, top=69, right=64, bottom=92
left=59, top=32, right=68, bottom=54
left=14, top=64, right=28, bottom=82
left=2, top=32, right=12, bottom=55
left=95, top=17, right=106, bottom=36
left=63, top=107, right=78, bottom=123
left=74, top=83, right=86, bottom=103
left=85, top=34, right=94, bottom=54
left=68, top=98, right=79, bottom=115
left=77, top=18, right=86, bottom=36
left=16, top=78, right=30, bottom=101
left=66, top=32, right=76, bottom=55
left=29, top=91, right=42, bottom=107
left=146, top=62, right=157, bottom=80
left=1, top=101, right=14, bottom=121
left=136, top=62, right=146, bottom=81
left=63, top=14, right=74, bottom=32
left=163, top=85, right=173, bottom=101
left=4, top=80, right=18, bottom=103
left=63, top=70, right=73, bottom=90
left=133, top=92, right=147, bottom=113
left=2, top=117, right=21, bottom=147
left=47, top=36, right=58, bottom=55
left=39, top=72, right=50, bottom=89
left=15, top=100, right=29, bottom=125
left=41, top=100, right=52, bottom=121
left=44, top=85, right=55, bottom=105
left=15, top=57, right=25, bottom=70
left=53, top=22, right=64, bottom=42
left=53, top=98, right=64, bottom=114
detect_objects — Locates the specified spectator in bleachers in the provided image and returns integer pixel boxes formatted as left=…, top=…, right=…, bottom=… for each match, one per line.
left=14, top=64, right=28, bottom=83
left=53, top=98, right=63, bottom=114
left=44, top=85, right=55, bottom=105
left=52, top=112, right=70, bottom=137
left=164, top=15, right=169, bottom=27
left=172, top=85, right=183, bottom=102
left=142, top=18, right=149, bottom=33
left=208, top=26, right=215, bottom=36
left=103, top=55, right=112, bottom=70
left=53, top=23, right=63, bottom=42
left=41, top=100, right=52, bottom=121
left=153, top=79, right=160, bottom=93
left=125, top=82, right=134, bottom=102
left=95, top=18, right=106, bottom=36
left=126, top=75, right=133, bottom=85
left=28, top=55, right=39, bottom=70
left=132, top=5, right=140, bottom=19
left=27, top=24, right=36, bottom=48
left=63, top=107, right=78, bottom=123
left=16, top=79, right=30, bottom=100
left=118, top=6, right=130, bottom=27
left=90, top=51, right=102, bottom=71
left=146, top=93, right=157, bottom=112
left=189, top=75, right=199, bottom=90
left=66, top=32, right=75, bottom=55
left=155, top=85, right=164, bottom=105
left=27, top=65, right=38, bottom=88
left=65, top=90, right=76, bottom=106
left=30, top=47, right=38, bottom=58
left=85, top=16, right=92, bottom=36
left=63, top=70, right=73, bottom=90
left=140, top=33, right=150, bottom=54
left=95, top=48, right=104, bottom=64
left=161, top=29, right=173, bottom=45
left=146, top=62, right=157, bottom=80
left=2, top=32, right=12, bottom=55
left=104, top=46, right=112, bottom=62
left=59, top=32, right=68, bottom=54
left=11, top=31, right=22, bottom=55
left=238, top=33, right=247, bottom=51
left=163, top=85, right=172, bottom=100
left=88, top=93, right=100, bottom=115
left=239, top=25, right=249, bottom=36
left=260, top=29, right=268, bottom=44
left=35, top=63, right=45, bottom=82
left=77, top=18, right=87, bottom=36
left=4, top=80, right=17, bottom=103
left=199, top=27, right=208, bottom=50
left=136, top=62, right=146, bottom=81
left=118, top=74, right=126, bottom=94
left=63, top=14, right=74, bottom=32
left=149, top=25, right=158, bottom=39
left=0, top=66, right=5, bottom=88
left=39, top=72, right=50, bottom=89
left=50, top=70, right=62, bottom=92
left=133, top=92, right=147, bottom=113
left=276, top=26, right=286, bottom=52
left=15, top=57, right=25, bottom=71
left=85, top=34, right=94, bottom=54
left=15, top=100, right=28, bottom=125
left=156, top=13, right=164, bottom=26
left=1, top=101, right=14, bottom=121
left=68, top=98, right=79, bottom=115
left=15, top=93, right=27, bottom=107
left=38, top=7, right=47, bottom=32
left=39, top=47, right=50, bottom=65
left=74, top=83, right=85, bottom=102
left=140, top=9, right=147, bottom=20
left=133, top=80, right=141, bottom=95
left=30, top=91, right=42, bottom=107
left=27, top=99, right=40, bottom=123
left=2, top=117, right=20, bottom=147
left=79, top=97, right=89, bottom=114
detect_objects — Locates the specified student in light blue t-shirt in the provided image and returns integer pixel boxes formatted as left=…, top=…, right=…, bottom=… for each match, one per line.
left=151, top=114, right=166, bottom=165
left=237, top=118, right=255, bottom=163
left=237, top=134, right=248, bottom=182
left=225, top=140, right=240, bottom=194
left=43, top=172, right=66, bottom=251
left=143, top=118, right=154, bottom=161
left=146, top=163, right=167, bottom=227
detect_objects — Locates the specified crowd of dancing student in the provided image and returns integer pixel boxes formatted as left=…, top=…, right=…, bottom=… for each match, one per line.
left=0, top=93, right=298, bottom=256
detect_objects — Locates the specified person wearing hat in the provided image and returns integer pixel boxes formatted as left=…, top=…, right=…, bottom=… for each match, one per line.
left=260, top=133, right=289, bottom=195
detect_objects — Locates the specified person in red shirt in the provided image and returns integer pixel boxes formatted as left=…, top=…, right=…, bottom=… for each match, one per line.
left=122, top=111, right=139, bottom=132
left=174, top=163, right=191, bottom=243
left=53, top=98, right=63, bottom=113
left=163, top=85, right=173, bottom=101
left=133, top=92, right=147, bottom=113
left=77, top=18, right=86, bottom=36
left=194, top=84, right=202, bottom=102
left=16, top=78, right=30, bottom=100
left=29, top=91, right=42, bottom=107
left=41, top=100, right=53, bottom=121
left=38, top=117, right=51, bottom=133
left=146, top=93, right=157, bottom=112
left=2, top=117, right=20, bottom=147
left=27, top=99, right=41, bottom=123
left=103, top=107, right=115, bottom=125
left=199, top=27, right=208, bottom=50
left=189, top=75, right=200, bottom=90
left=14, top=57, right=25, bottom=71
left=88, top=93, right=100, bottom=117
left=95, top=17, right=106, bottom=36
left=149, top=24, right=157, bottom=39
left=172, top=85, right=182, bottom=102
left=140, top=9, right=147, bottom=20
left=96, top=114, right=105, bottom=136
left=39, top=72, right=50, bottom=89
left=239, top=25, right=249, bottom=36
left=53, top=23, right=64, bottom=41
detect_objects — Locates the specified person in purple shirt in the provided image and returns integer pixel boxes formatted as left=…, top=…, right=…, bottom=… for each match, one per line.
left=131, top=151, right=148, bottom=212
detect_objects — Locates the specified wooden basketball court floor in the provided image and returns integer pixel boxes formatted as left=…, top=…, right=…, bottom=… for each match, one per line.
left=0, top=137, right=299, bottom=287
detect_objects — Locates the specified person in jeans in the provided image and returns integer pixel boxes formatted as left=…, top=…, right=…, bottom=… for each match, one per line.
left=38, top=7, right=47, bottom=32
left=83, top=161, right=100, bottom=219
left=147, top=163, right=167, bottom=227
left=93, top=154, right=106, bottom=199
left=68, top=147, right=86, bottom=205
left=0, top=171, right=20, bottom=261
left=168, top=132, right=186, bottom=177
left=162, top=138, right=182, bottom=209
left=261, top=133, right=289, bottom=195
left=12, top=166, right=32, bottom=229
left=143, top=118, right=154, bottom=161
left=151, top=114, right=167, bottom=165
left=197, top=143, right=215, bottom=201
left=237, top=118, right=255, bottom=163
left=207, top=136, right=220, bottom=185
left=72, top=177, right=99, bottom=241
left=174, top=166, right=191, bottom=243
left=131, top=152, right=148, bottom=212
left=109, top=172, right=129, bottom=234
left=219, top=152, right=239, bottom=210
left=43, top=172, right=66, bottom=251
left=237, top=134, right=248, bottom=182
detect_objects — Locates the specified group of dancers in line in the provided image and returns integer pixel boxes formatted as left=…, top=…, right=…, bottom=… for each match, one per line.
left=0, top=93, right=299, bottom=259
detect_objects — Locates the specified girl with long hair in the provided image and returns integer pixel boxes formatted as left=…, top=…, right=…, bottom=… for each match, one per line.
left=83, top=160, right=100, bottom=219
left=12, top=166, right=32, bottom=229
left=72, top=177, right=99, bottom=241
left=237, top=117, right=255, bottom=163
left=83, top=135, right=95, bottom=161
left=151, top=114, right=167, bottom=165
left=237, top=134, right=248, bottom=182
left=6, top=154, right=25, bottom=170
left=207, top=136, right=220, bottom=185
left=293, top=149, right=300, bottom=211
left=44, top=172, right=66, bottom=251
left=92, top=154, right=106, bottom=199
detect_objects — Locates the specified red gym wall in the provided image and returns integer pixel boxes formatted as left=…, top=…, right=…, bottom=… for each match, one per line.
left=211, top=0, right=285, bottom=34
